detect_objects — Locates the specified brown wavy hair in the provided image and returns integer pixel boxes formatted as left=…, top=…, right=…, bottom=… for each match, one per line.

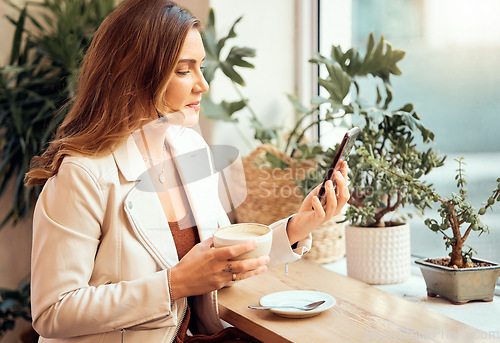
left=25, top=0, right=200, bottom=186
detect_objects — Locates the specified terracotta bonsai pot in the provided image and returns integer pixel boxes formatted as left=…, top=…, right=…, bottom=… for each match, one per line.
left=415, top=257, right=500, bottom=304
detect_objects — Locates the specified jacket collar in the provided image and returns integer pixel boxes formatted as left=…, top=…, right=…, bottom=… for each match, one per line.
left=112, top=137, right=146, bottom=182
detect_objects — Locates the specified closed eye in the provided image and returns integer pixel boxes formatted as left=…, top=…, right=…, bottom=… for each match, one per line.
left=176, top=66, right=205, bottom=76
left=175, top=56, right=206, bottom=76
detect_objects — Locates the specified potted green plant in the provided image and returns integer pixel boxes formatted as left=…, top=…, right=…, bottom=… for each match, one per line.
left=0, top=0, right=116, bottom=228
left=343, top=110, right=444, bottom=284
left=372, top=156, right=500, bottom=303
left=296, top=34, right=445, bottom=279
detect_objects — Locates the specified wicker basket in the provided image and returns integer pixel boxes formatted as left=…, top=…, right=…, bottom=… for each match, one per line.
left=233, top=145, right=345, bottom=263
left=303, top=215, right=346, bottom=264
left=233, top=144, right=316, bottom=225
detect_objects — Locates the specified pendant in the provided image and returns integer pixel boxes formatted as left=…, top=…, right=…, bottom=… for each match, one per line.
left=159, top=173, right=165, bottom=183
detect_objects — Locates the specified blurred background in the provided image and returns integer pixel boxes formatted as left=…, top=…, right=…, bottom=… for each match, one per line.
left=348, top=0, right=500, bottom=262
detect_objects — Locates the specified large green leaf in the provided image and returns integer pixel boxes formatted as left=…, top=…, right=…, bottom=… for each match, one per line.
left=201, top=8, right=255, bottom=86
left=226, top=46, right=255, bottom=69
left=250, top=118, right=279, bottom=145
left=216, top=16, right=242, bottom=53
left=310, top=53, right=352, bottom=103
left=358, top=33, right=406, bottom=82
left=200, top=95, right=242, bottom=122
left=9, top=7, right=27, bottom=65
left=219, top=61, right=245, bottom=86
left=199, top=8, right=267, bottom=144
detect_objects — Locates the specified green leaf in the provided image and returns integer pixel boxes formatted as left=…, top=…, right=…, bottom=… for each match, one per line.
left=200, top=95, right=240, bottom=122
left=318, top=59, right=352, bottom=103
left=310, top=96, right=329, bottom=106
left=216, top=16, right=243, bottom=53
left=366, top=32, right=375, bottom=56
left=357, top=33, right=406, bottom=83
left=383, top=84, right=393, bottom=109
left=219, top=61, right=245, bottom=86
left=205, top=8, right=215, bottom=39
left=222, top=99, right=247, bottom=117
left=287, top=94, right=309, bottom=113
left=225, top=46, right=256, bottom=69
left=202, top=59, right=218, bottom=85
left=250, top=118, right=279, bottom=144
left=9, top=7, right=27, bottom=65
left=375, top=85, right=382, bottom=105
left=265, top=152, right=289, bottom=170
left=201, top=9, right=255, bottom=89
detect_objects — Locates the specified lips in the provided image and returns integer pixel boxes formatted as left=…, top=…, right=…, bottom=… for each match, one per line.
left=186, top=101, right=201, bottom=112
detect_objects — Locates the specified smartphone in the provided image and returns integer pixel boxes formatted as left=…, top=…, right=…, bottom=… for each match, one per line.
left=317, top=127, right=360, bottom=205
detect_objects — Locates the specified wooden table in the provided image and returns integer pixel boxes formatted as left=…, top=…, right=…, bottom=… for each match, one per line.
left=218, top=260, right=498, bottom=343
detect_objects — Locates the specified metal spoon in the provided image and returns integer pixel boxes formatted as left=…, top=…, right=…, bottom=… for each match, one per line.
left=248, top=300, right=325, bottom=311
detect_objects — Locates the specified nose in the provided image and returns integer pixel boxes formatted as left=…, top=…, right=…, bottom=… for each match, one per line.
left=194, top=71, right=209, bottom=93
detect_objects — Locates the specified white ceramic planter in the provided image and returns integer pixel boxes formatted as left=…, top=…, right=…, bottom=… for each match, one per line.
left=345, top=223, right=411, bottom=284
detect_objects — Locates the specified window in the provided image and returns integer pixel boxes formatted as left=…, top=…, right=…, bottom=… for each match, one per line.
left=316, top=0, right=500, bottom=262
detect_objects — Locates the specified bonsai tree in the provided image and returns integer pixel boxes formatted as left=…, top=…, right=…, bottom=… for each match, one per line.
left=371, top=156, right=500, bottom=268
left=296, top=33, right=445, bottom=226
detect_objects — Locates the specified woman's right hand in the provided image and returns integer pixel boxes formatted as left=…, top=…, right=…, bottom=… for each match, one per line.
left=169, top=237, right=269, bottom=300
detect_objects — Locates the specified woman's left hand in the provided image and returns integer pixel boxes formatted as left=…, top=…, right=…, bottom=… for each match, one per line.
left=286, top=161, right=349, bottom=245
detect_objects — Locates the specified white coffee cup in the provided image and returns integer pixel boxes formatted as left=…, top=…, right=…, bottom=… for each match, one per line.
left=213, top=223, right=272, bottom=261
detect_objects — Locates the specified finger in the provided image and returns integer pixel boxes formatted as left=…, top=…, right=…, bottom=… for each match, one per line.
left=334, top=170, right=350, bottom=207
left=222, top=255, right=270, bottom=274
left=213, top=240, right=257, bottom=260
left=339, top=161, right=348, bottom=179
left=324, top=180, right=338, bottom=220
left=312, top=195, right=326, bottom=219
left=236, top=264, right=268, bottom=281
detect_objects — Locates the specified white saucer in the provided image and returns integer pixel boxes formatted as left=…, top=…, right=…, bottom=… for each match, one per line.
left=259, top=290, right=335, bottom=318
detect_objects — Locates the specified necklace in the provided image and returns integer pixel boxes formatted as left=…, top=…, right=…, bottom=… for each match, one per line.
left=140, top=128, right=167, bottom=184
left=159, top=161, right=166, bottom=183
left=142, top=155, right=166, bottom=183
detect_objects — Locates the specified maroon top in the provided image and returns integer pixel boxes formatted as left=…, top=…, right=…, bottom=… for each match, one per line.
left=168, top=213, right=200, bottom=260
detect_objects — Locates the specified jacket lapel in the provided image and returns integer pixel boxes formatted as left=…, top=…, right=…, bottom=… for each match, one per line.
left=164, top=125, right=230, bottom=241
left=113, top=136, right=179, bottom=268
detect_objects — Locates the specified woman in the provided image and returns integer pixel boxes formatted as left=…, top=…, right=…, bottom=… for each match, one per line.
left=26, top=0, right=349, bottom=342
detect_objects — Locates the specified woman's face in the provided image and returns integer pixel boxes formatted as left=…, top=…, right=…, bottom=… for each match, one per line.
left=164, top=28, right=209, bottom=126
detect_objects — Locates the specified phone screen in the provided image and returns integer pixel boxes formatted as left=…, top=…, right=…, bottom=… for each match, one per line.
left=317, top=127, right=360, bottom=205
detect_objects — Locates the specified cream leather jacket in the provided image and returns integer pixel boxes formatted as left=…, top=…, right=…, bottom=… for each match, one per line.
left=31, top=125, right=311, bottom=343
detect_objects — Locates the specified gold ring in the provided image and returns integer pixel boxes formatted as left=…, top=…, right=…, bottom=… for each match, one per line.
left=232, top=273, right=237, bottom=282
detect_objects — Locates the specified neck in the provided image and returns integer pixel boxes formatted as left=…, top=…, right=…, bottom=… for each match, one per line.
left=133, top=123, right=169, bottom=161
